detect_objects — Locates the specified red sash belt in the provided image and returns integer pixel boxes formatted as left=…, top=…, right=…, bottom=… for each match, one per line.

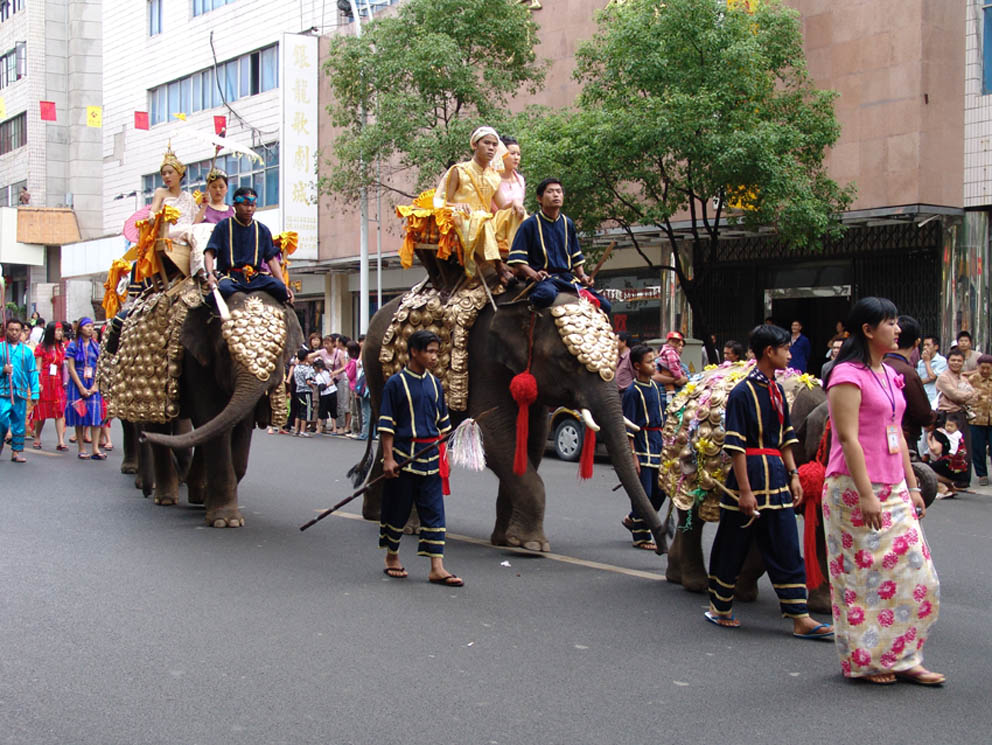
left=642, top=426, right=663, bottom=431
left=745, top=448, right=781, bottom=457
left=412, top=436, right=450, bottom=495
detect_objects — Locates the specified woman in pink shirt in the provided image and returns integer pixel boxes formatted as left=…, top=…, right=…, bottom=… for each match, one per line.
left=823, top=297, right=943, bottom=686
left=492, top=136, right=526, bottom=256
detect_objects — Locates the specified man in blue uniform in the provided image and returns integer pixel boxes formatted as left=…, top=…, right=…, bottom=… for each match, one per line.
left=204, top=186, right=292, bottom=303
left=507, top=178, right=611, bottom=313
left=377, top=330, right=463, bottom=586
left=705, top=324, right=833, bottom=639
left=620, top=345, right=668, bottom=552
left=0, top=319, right=40, bottom=463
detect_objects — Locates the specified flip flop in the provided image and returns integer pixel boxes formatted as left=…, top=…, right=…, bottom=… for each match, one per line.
left=32, top=441, right=42, bottom=450
left=793, top=622, right=835, bottom=640
left=77, top=453, right=91, bottom=460
left=383, top=566, right=408, bottom=579
left=10, top=454, right=27, bottom=463
left=91, top=453, right=107, bottom=460
left=56, top=445, right=68, bottom=451
left=859, top=673, right=897, bottom=686
left=429, top=574, right=464, bottom=587
left=895, top=669, right=946, bottom=686
left=633, top=541, right=658, bottom=551
left=704, top=610, right=740, bottom=628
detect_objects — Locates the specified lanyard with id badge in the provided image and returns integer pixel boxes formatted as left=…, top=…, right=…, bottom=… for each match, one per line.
left=871, top=366, right=900, bottom=454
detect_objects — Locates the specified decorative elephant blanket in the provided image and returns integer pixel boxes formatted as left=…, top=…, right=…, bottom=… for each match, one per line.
left=379, top=280, right=505, bottom=411
left=550, top=299, right=618, bottom=382
left=100, top=278, right=203, bottom=423
left=661, top=361, right=821, bottom=520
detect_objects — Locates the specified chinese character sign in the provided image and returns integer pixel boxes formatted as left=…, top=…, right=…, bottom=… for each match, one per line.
left=281, top=34, right=319, bottom=261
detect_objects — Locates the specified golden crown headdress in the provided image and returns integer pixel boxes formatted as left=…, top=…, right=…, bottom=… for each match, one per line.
left=160, top=142, right=186, bottom=178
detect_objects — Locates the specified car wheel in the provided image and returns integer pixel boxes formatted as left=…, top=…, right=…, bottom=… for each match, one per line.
left=553, top=417, right=583, bottom=462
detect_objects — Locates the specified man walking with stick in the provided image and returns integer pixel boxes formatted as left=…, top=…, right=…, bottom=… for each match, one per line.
left=377, top=330, right=463, bottom=587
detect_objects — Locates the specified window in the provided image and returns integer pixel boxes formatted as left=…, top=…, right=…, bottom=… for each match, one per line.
left=0, top=112, right=27, bottom=156
left=146, top=45, right=279, bottom=125
left=193, top=0, right=238, bottom=18
left=0, top=43, right=24, bottom=89
left=142, top=143, right=280, bottom=208
left=0, top=1, right=10, bottom=23
left=149, top=0, right=162, bottom=35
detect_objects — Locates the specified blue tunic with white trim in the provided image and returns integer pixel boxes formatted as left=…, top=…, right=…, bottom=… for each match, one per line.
left=507, top=211, right=584, bottom=273
left=622, top=379, right=665, bottom=468
left=377, top=367, right=452, bottom=475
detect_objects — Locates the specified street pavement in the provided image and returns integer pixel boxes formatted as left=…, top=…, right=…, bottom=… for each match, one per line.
left=1, top=423, right=990, bottom=745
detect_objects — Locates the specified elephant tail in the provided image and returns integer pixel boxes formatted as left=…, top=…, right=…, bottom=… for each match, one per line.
left=348, top=438, right=376, bottom=487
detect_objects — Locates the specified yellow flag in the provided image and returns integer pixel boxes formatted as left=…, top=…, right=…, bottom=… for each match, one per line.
left=86, top=106, right=103, bottom=128
left=0, top=97, right=6, bottom=120
left=173, top=112, right=187, bottom=121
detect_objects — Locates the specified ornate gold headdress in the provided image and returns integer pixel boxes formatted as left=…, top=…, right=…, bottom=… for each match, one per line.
left=206, top=168, right=227, bottom=184
left=160, top=142, right=186, bottom=178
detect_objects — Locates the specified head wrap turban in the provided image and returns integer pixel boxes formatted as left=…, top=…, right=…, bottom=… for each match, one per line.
left=470, top=126, right=499, bottom=147
left=75, top=317, right=94, bottom=363
left=160, top=143, right=186, bottom=178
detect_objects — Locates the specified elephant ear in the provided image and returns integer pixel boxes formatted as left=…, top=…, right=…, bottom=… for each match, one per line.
left=283, top=307, right=304, bottom=356
left=181, top=304, right=216, bottom=368
left=487, top=301, right=534, bottom=375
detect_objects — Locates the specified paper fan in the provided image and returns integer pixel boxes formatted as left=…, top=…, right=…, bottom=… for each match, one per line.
left=123, top=206, right=151, bottom=243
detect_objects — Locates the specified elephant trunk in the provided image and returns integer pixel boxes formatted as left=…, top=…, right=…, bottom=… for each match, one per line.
left=141, top=369, right=271, bottom=449
left=588, top=388, right=667, bottom=553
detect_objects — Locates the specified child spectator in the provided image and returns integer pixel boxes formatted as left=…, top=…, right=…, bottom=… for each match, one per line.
left=345, top=340, right=361, bottom=436
left=653, top=331, right=688, bottom=404
left=293, top=349, right=317, bottom=437
left=313, top=358, right=338, bottom=435
left=928, top=412, right=969, bottom=497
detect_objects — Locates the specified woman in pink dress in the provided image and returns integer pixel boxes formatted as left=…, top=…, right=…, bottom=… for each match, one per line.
left=823, top=297, right=943, bottom=686
left=492, top=136, right=526, bottom=256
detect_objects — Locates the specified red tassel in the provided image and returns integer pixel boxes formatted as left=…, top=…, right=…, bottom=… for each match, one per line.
left=578, top=288, right=600, bottom=308
left=579, top=428, right=596, bottom=479
left=798, top=460, right=826, bottom=590
left=438, top=441, right=451, bottom=496
left=510, top=371, right=538, bottom=476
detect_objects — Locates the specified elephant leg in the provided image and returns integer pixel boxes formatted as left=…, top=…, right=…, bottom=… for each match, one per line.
left=735, top=538, right=764, bottom=602
left=361, top=440, right=385, bottom=522
left=172, top=420, right=193, bottom=484
left=121, top=420, right=139, bottom=475
left=231, top=418, right=252, bottom=483
left=137, top=438, right=155, bottom=497
left=186, top=446, right=208, bottom=506
left=151, top=440, right=181, bottom=505
left=807, top=511, right=832, bottom=614
left=485, top=406, right=550, bottom=552
left=668, top=507, right=707, bottom=592
left=202, top=429, right=244, bottom=528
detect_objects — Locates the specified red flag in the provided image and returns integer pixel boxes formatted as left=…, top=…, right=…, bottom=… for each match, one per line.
left=213, top=115, right=227, bottom=135
left=40, top=101, right=56, bottom=122
left=134, top=111, right=149, bottom=130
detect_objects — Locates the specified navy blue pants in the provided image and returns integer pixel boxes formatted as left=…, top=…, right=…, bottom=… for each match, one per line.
left=971, top=424, right=991, bottom=478
left=626, top=466, right=665, bottom=545
left=529, top=275, right=612, bottom=314
left=217, top=274, right=289, bottom=303
left=379, top=470, right=446, bottom=557
left=707, top=507, right=809, bottom=619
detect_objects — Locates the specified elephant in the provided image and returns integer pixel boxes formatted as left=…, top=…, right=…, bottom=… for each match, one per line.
left=351, top=291, right=668, bottom=553
left=135, top=290, right=303, bottom=527
left=664, top=386, right=939, bottom=614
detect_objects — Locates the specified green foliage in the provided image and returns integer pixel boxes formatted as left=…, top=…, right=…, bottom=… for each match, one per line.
left=321, top=0, right=546, bottom=202
left=519, top=0, right=854, bottom=257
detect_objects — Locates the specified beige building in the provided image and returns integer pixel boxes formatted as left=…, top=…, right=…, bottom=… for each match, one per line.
left=318, top=2, right=980, bottom=357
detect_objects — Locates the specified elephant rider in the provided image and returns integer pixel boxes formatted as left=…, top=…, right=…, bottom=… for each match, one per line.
left=704, top=323, right=833, bottom=640
left=204, top=186, right=293, bottom=304
left=507, top=178, right=611, bottom=314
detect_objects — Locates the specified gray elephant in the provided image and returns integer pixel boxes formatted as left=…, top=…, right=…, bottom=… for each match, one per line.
left=130, top=290, right=303, bottom=527
left=352, top=291, right=667, bottom=553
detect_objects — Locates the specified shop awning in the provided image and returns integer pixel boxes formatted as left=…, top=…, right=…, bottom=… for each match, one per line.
left=15, top=207, right=81, bottom=245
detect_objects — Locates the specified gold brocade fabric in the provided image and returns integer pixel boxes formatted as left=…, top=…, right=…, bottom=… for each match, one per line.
left=969, top=373, right=992, bottom=426
left=445, top=161, right=504, bottom=277
left=378, top=281, right=504, bottom=411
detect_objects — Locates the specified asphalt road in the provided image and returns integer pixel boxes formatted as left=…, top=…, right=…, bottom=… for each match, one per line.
left=1, top=424, right=990, bottom=745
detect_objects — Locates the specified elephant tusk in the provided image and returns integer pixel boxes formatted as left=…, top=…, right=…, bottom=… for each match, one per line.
left=213, top=287, right=231, bottom=320
left=623, top=416, right=641, bottom=433
left=580, top=407, right=601, bottom=432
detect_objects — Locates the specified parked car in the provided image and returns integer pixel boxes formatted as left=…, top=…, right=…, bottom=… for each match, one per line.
left=548, top=407, right=584, bottom=461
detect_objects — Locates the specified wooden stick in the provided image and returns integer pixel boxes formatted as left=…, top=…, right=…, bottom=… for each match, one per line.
left=588, top=240, right=616, bottom=281
left=299, top=407, right=498, bottom=532
left=510, top=280, right=536, bottom=303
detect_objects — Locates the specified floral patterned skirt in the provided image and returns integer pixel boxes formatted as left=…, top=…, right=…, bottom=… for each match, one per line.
left=822, top=474, right=940, bottom=678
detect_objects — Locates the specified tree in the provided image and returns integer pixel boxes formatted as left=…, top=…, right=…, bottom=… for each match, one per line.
left=320, top=0, right=546, bottom=203
left=518, top=0, right=854, bottom=355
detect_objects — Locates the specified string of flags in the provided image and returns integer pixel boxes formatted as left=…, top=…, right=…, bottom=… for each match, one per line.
left=35, top=101, right=225, bottom=135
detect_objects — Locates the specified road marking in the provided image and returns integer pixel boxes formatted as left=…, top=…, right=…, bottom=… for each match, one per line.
left=325, top=510, right=668, bottom=582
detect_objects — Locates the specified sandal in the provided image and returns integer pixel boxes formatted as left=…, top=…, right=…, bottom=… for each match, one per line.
left=11, top=453, right=27, bottom=463
left=704, top=610, right=740, bottom=628
left=860, top=673, right=897, bottom=685
left=633, top=541, right=659, bottom=551
left=383, top=566, right=408, bottom=579
left=895, top=667, right=945, bottom=686
left=429, top=574, right=464, bottom=587
left=56, top=444, right=68, bottom=451
left=32, top=441, right=42, bottom=450
left=91, top=452, right=107, bottom=460
left=78, top=452, right=91, bottom=460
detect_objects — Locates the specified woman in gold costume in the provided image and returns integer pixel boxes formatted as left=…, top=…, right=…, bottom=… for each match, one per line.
left=148, top=144, right=204, bottom=277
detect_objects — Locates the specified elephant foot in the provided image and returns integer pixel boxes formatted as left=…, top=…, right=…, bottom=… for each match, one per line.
left=187, top=484, right=206, bottom=506
left=665, top=559, right=682, bottom=585
left=121, top=460, right=138, bottom=475
left=154, top=494, right=178, bottom=506
left=504, top=530, right=550, bottom=552
left=206, top=506, right=245, bottom=528
left=807, top=584, right=831, bottom=615
left=679, top=569, right=708, bottom=594
left=734, top=582, right=759, bottom=603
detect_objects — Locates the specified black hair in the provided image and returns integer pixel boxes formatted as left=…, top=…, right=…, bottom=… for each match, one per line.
left=896, top=315, right=922, bottom=350
left=501, top=136, right=518, bottom=148
left=313, top=358, right=325, bottom=369
left=357, top=334, right=366, bottom=342
left=346, top=340, right=360, bottom=357
left=924, top=334, right=941, bottom=348
left=946, top=346, right=964, bottom=360
left=823, top=297, right=899, bottom=386
left=35, top=317, right=45, bottom=327
left=957, top=330, right=972, bottom=341
left=978, top=354, right=992, bottom=366
left=408, top=329, right=440, bottom=352
left=723, top=339, right=745, bottom=360
left=617, top=331, right=633, bottom=346
left=5, top=317, right=24, bottom=330
left=233, top=186, right=257, bottom=201
left=42, top=322, right=59, bottom=348
left=536, top=178, right=562, bottom=197
left=748, top=324, right=790, bottom=359
left=629, top=344, right=654, bottom=366
left=934, top=411, right=949, bottom=429
left=297, top=349, right=309, bottom=362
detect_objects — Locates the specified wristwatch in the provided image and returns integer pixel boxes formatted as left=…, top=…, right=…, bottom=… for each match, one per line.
left=789, top=468, right=799, bottom=477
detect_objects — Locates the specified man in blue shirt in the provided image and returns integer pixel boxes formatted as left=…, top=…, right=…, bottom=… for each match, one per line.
left=788, top=320, right=812, bottom=372
left=0, top=318, right=39, bottom=463
left=507, top=178, right=611, bottom=313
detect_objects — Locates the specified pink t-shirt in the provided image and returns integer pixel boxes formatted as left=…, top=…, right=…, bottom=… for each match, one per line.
left=825, top=361, right=907, bottom=484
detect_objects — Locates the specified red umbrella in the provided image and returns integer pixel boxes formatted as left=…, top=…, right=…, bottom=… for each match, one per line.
left=123, top=206, right=151, bottom=243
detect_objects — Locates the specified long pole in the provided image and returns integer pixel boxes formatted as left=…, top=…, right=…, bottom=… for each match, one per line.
left=350, top=0, right=370, bottom=335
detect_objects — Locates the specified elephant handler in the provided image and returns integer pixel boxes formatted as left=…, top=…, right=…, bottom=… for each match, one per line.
left=507, top=178, right=611, bottom=314
left=204, top=186, right=293, bottom=304
left=705, top=324, right=834, bottom=640
left=620, top=345, right=668, bottom=552
left=377, top=330, right=463, bottom=587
